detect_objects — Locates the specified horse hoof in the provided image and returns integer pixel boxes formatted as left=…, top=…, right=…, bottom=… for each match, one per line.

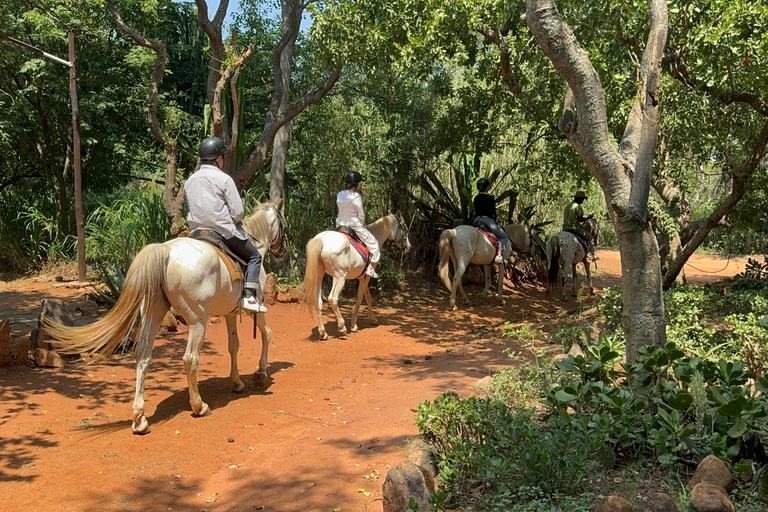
left=370, top=317, right=378, bottom=325
left=319, top=332, right=328, bottom=341
left=350, top=325, right=358, bottom=333
left=194, top=403, right=211, bottom=417
left=132, top=417, right=150, bottom=435
left=253, top=371, right=267, bottom=388
left=232, top=380, right=246, bottom=393
left=339, top=327, right=347, bottom=336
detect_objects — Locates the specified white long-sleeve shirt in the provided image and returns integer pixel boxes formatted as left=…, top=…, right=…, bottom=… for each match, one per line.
left=184, top=164, right=246, bottom=240
left=335, top=190, right=366, bottom=227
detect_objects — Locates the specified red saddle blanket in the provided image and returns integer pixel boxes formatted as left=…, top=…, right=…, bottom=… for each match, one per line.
left=342, top=232, right=370, bottom=261
left=476, top=227, right=500, bottom=251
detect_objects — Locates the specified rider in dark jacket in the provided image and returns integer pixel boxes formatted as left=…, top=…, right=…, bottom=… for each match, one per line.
left=472, top=177, right=509, bottom=264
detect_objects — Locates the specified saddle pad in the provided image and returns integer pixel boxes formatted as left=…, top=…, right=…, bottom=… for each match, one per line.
left=343, top=232, right=370, bottom=262
left=477, top=228, right=500, bottom=251
left=210, top=245, right=244, bottom=283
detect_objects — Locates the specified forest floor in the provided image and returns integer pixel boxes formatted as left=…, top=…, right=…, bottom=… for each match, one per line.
left=0, top=250, right=753, bottom=512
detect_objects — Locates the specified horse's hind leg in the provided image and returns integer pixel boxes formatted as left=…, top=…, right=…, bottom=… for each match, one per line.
left=132, top=298, right=168, bottom=434
left=350, top=276, right=374, bottom=333
left=363, top=283, right=377, bottom=325
left=224, top=314, right=245, bottom=393
left=571, top=263, right=579, bottom=297
left=496, top=263, right=506, bottom=305
left=182, top=321, right=211, bottom=417
left=584, top=261, right=595, bottom=295
left=481, top=264, right=492, bottom=297
left=328, top=274, right=348, bottom=336
left=253, top=312, right=272, bottom=388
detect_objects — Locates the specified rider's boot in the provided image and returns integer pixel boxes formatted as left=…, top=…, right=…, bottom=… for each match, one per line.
left=240, top=287, right=267, bottom=313
left=365, top=263, right=378, bottom=279
left=494, top=246, right=503, bottom=264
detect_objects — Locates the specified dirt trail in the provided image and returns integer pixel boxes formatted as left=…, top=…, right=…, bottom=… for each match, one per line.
left=0, top=250, right=753, bottom=512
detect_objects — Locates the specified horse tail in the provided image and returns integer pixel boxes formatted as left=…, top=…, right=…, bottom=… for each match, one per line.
left=303, top=237, right=324, bottom=319
left=45, top=243, right=170, bottom=361
left=545, top=236, right=561, bottom=288
left=438, top=229, right=456, bottom=290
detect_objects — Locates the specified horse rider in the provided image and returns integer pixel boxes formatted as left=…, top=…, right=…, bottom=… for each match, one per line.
left=185, top=136, right=267, bottom=313
left=472, top=177, right=510, bottom=264
left=563, top=190, right=595, bottom=255
left=336, top=170, right=380, bottom=279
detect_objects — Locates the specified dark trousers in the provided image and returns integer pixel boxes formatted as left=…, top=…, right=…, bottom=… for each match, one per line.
left=566, top=227, right=593, bottom=244
left=474, top=217, right=509, bottom=252
left=224, top=236, right=263, bottom=292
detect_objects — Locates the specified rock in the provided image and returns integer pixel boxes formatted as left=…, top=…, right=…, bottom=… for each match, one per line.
left=382, top=460, right=430, bottom=512
left=161, top=311, right=178, bottom=332
left=289, top=286, right=302, bottom=303
left=262, top=272, right=278, bottom=305
left=689, top=483, right=734, bottom=512
left=30, top=327, right=55, bottom=352
left=0, top=319, right=11, bottom=366
left=11, top=337, right=30, bottom=366
left=636, top=491, right=678, bottom=512
left=687, top=455, right=735, bottom=492
left=76, top=300, right=100, bottom=318
left=276, top=291, right=291, bottom=303
left=407, top=439, right=438, bottom=493
left=474, top=376, right=494, bottom=395
left=594, top=495, right=635, bottom=512
left=39, top=298, right=76, bottom=329
left=568, top=343, right=585, bottom=358
left=32, top=348, right=65, bottom=368
left=551, top=353, right=568, bottom=365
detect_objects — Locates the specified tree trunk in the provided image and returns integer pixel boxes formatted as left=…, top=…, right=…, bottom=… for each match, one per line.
left=526, top=0, right=668, bottom=363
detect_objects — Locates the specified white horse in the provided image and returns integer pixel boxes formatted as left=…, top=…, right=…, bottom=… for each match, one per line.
left=545, top=218, right=599, bottom=301
left=44, top=199, right=287, bottom=434
left=303, top=211, right=411, bottom=340
left=438, top=224, right=531, bottom=310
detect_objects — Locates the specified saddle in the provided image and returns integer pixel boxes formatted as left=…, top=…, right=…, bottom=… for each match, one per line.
left=564, top=229, right=590, bottom=254
left=189, top=229, right=244, bottom=282
left=336, top=226, right=371, bottom=277
left=472, top=221, right=500, bottom=251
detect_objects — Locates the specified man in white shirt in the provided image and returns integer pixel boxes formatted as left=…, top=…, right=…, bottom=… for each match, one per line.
left=185, top=137, right=267, bottom=313
left=336, top=171, right=380, bottom=278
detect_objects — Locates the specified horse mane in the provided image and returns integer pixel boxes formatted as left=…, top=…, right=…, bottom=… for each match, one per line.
left=366, top=213, right=395, bottom=238
left=241, top=203, right=272, bottom=249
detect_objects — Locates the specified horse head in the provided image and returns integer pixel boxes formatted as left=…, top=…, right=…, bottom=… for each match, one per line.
left=246, top=198, right=289, bottom=259
left=391, top=210, right=412, bottom=254
left=583, top=217, right=600, bottom=243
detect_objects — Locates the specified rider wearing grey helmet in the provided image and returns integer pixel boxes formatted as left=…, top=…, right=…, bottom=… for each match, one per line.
left=185, top=136, right=267, bottom=313
left=473, top=177, right=509, bottom=264
left=335, top=171, right=380, bottom=278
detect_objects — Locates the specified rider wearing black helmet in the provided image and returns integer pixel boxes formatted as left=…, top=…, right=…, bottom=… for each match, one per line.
left=185, top=136, right=267, bottom=313
left=336, top=170, right=380, bottom=278
left=473, top=177, right=510, bottom=264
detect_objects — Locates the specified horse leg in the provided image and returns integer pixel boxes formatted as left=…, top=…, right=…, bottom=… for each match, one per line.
left=450, top=259, right=470, bottom=310
left=363, top=283, right=377, bottom=325
left=182, top=321, right=211, bottom=417
left=571, top=263, right=579, bottom=297
left=497, top=262, right=506, bottom=306
left=224, top=314, right=245, bottom=393
left=314, top=263, right=328, bottom=341
left=584, top=260, right=595, bottom=295
left=480, top=264, right=492, bottom=297
left=349, top=276, right=369, bottom=333
left=328, top=274, right=348, bottom=336
left=131, top=299, right=167, bottom=434
left=253, top=312, right=272, bottom=388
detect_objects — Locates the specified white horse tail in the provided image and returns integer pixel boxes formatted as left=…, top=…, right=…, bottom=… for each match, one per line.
left=438, top=229, right=456, bottom=290
left=45, top=243, right=170, bottom=361
left=545, top=236, right=560, bottom=288
left=303, top=237, right=324, bottom=319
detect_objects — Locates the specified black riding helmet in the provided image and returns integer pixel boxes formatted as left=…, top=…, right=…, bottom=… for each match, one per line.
left=345, top=170, right=362, bottom=189
left=199, top=136, right=228, bottom=162
left=476, top=177, right=491, bottom=192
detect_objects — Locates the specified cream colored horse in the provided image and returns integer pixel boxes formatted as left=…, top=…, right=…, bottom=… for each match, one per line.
left=438, top=224, right=531, bottom=310
left=545, top=218, right=599, bottom=301
left=303, top=211, right=411, bottom=340
left=45, top=200, right=287, bottom=434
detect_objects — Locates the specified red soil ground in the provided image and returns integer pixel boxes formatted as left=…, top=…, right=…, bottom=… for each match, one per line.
left=0, top=250, right=753, bottom=512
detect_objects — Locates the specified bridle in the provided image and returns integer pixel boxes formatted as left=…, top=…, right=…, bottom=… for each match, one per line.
left=390, top=213, right=410, bottom=252
left=242, top=203, right=288, bottom=259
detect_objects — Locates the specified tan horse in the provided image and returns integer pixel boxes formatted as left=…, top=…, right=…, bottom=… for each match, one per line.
left=303, top=211, right=411, bottom=340
left=44, top=200, right=287, bottom=434
left=545, top=218, right=599, bottom=300
left=438, top=224, right=531, bottom=310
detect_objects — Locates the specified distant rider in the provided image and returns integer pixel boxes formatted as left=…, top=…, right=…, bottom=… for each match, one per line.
left=472, top=177, right=509, bottom=264
left=185, top=136, right=267, bottom=313
left=563, top=190, right=595, bottom=255
left=336, top=171, right=380, bottom=279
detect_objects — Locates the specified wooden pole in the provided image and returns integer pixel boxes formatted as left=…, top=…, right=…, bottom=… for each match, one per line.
left=69, top=32, right=86, bottom=282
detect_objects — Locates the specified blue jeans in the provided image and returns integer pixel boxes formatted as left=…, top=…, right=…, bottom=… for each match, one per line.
left=473, top=217, right=509, bottom=253
left=224, top=236, right=263, bottom=293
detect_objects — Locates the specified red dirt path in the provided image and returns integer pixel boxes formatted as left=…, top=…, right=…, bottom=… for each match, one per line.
left=0, top=250, right=752, bottom=512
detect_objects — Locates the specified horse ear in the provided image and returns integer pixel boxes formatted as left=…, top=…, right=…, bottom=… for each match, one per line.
left=254, top=198, right=263, bottom=208
left=276, top=197, right=285, bottom=211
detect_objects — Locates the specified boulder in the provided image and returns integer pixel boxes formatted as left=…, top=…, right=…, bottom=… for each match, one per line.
left=568, top=343, right=585, bottom=358
left=689, top=483, right=735, bottom=512
left=636, top=491, right=678, bottom=512
left=0, top=319, right=10, bottom=366
left=289, top=286, right=302, bottom=303
left=262, top=272, right=278, bottom=305
left=382, top=460, right=430, bottom=512
left=276, top=291, right=291, bottom=303
left=474, top=376, right=494, bottom=395
left=687, top=455, right=735, bottom=492
left=407, top=439, right=438, bottom=493
left=76, top=300, right=100, bottom=318
left=11, top=337, right=30, bottom=365
left=39, top=298, right=76, bottom=329
left=32, top=348, right=65, bottom=368
left=160, top=311, right=178, bottom=332
left=594, top=495, right=635, bottom=512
